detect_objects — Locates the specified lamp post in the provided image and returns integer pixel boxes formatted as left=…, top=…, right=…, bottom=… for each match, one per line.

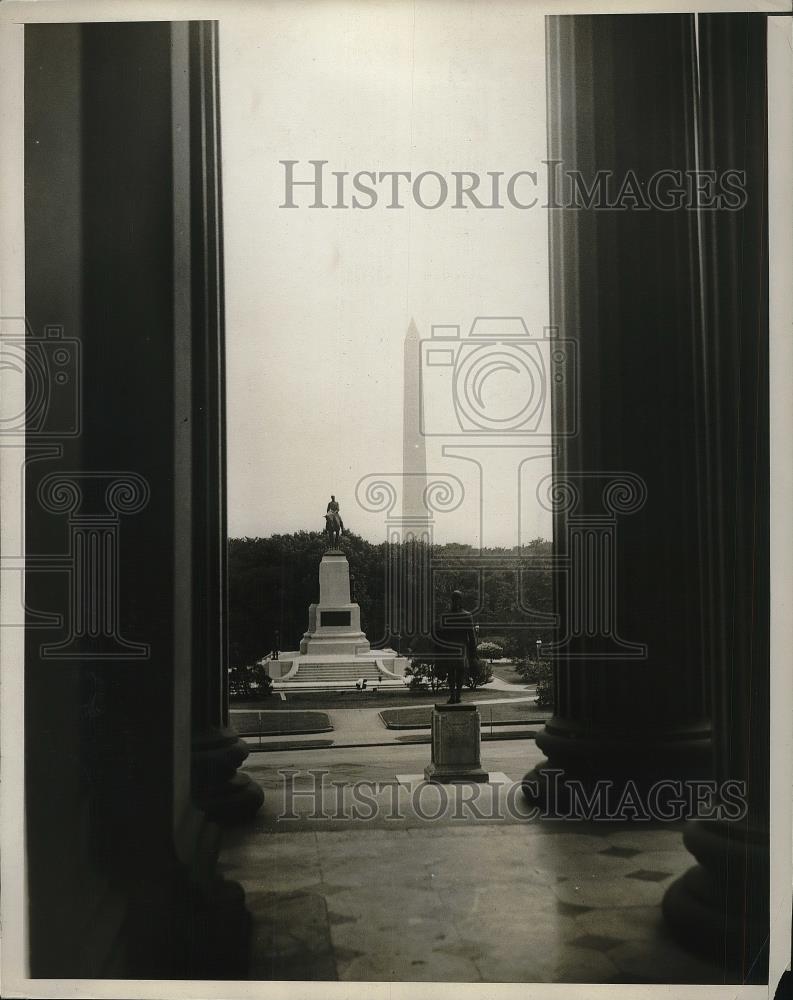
left=536, top=638, right=543, bottom=665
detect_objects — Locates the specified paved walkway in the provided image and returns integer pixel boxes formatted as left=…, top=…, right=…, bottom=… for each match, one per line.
left=482, top=675, right=535, bottom=692
left=232, top=686, right=546, bottom=750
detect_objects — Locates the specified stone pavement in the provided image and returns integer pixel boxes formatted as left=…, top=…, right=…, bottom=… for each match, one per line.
left=218, top=739, right=728, bottom=984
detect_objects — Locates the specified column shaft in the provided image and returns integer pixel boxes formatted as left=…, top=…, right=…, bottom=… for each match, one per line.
left=662, top=14, right=769, bottom=981
left=185, top=21, right=263, bottom=824
left=525, top=13, right=712, bottom=806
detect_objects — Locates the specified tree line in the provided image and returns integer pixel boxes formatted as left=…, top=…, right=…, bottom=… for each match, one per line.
left=228, top=531, right=554, bottom=668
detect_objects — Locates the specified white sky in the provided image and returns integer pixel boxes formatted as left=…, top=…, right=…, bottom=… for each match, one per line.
left=221, top=0, right=553, bottom=546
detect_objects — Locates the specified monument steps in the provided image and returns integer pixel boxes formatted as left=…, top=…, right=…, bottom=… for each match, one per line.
left=294, top=662, right=382, bottom=683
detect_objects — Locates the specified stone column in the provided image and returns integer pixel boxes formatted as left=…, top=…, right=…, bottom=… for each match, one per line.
left=662, top=14, right=769, bottom=982
left=524, top=13, right=712, bottom=807
left=23, top=20, right=256, bottom=976
left=185, top=21, right=263, bottom=824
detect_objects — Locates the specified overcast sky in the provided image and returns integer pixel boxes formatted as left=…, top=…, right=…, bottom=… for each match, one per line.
left=221, top=0, right=553, bottom=547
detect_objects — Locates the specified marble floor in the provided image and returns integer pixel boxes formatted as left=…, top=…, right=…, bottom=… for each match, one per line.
left=218, top=740, right=732, bottom=984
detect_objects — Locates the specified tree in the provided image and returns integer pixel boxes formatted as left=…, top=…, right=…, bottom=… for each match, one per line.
left=499, top=633, right=524, bottom=661
left=227, top=532, right=553, bottom=675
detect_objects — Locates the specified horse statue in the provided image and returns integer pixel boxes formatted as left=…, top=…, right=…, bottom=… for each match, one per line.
left=324, top=510, right=344, bottom=548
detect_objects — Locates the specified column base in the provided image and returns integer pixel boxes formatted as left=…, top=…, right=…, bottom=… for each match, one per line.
left=192, top=726, right=264, bottom=824
left=661, top=818, right=769, bottom=982
left=115, top=802, right=254, bottom=978
left=522, top=717, right=712, bottom=819
left=123, top=865, right=252, bottom=978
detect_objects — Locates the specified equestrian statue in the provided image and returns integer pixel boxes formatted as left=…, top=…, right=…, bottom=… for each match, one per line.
left=324, top=494, right=344, bottom=548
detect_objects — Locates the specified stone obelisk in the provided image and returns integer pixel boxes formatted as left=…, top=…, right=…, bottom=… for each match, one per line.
left=403, top=318, right=428, bottom=521
left=386, top=319, right=433, bottom=647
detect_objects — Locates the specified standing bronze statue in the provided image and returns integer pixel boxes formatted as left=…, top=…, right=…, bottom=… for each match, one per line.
left=438, top=590, right=478, bottom=704
left=324, top=494, right=344, bottom=547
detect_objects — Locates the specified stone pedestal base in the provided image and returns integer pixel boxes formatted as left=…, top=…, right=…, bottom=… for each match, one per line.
left=299, top=550, right=371, bottom=656
left=424, top=704, right=489, bottom=783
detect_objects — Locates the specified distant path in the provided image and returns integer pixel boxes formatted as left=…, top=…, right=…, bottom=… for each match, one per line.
left=484, top=675, right=535, bottom=692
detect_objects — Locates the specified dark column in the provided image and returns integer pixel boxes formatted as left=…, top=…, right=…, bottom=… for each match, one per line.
left=662, top=14, right=769, bottom=983
left=24, top=21, right=255, bottom=977
left=524, top=14, right=712, bottom=809
left=24, top=25, right=127, bottom=977
left=185, top=22, right=264, bottom=825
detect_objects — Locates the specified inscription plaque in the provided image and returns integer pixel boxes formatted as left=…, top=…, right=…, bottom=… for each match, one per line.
left=443, top=714, right=474, bottom=765
left=320, top=610, right=352, bottom=627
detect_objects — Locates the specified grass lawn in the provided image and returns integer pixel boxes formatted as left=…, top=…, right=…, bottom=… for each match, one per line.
left=230, top=710, right=332, bottom=736
left=380, top=701, right=548, bottom=730
left=231, top=687, right=528, bottom=711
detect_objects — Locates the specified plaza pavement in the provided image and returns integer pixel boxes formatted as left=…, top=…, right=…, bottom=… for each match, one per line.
left=218, top=738, right=727, bottom=984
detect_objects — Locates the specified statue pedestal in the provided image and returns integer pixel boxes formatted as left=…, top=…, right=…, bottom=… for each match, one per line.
left=269, top=549, right=406, bottom=689
left=299, top=550, right=370, bottom=656
left=424, top=704, right=489, bottom=783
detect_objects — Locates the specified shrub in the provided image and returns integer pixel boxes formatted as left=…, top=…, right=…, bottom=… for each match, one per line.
left=406, top=636, right=447, bottom=693
left=476, top=641, right=504, bottom=662
left=405, top=659, right=444, bottom=693
left=466, top=657, right=493, bottom=690
left=229, top=664, right=252, bottom=699
left=250, top=663, right=273, bottom=698
left=516, top=656, right=553, bottom=683
left=229, top=661, right=273, bottom=700
left=533, top=659, right=554, bottom=709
